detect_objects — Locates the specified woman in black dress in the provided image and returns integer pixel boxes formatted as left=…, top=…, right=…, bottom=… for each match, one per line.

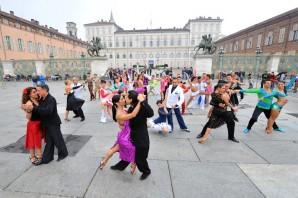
left=64, top=80, right=84, bottom=121
left=198, top=83, right=237, bottom=144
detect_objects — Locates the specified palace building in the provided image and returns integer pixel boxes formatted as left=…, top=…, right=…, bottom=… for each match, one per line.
left=0, top=10, right=87, bottom=61
left=84, top=12, right=223, bottom=68
left=215, top=8, right=298, bottom=56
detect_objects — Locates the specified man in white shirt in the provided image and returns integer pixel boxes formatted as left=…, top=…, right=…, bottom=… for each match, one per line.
left=71, top=77, right=85, bottom=121
left=198, top=76, right=207, bottom=110
left=164, top=77, right=190, bottom=132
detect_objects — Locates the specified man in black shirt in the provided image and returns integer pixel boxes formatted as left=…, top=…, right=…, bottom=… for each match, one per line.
left=24, top=84, right=68, bottom=164
left=110, top=90, right=154, bottom=180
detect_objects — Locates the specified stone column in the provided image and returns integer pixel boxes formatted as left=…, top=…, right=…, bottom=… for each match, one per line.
left=35, top=61, right=45, bottom=75
left=267, top=54, right=280, bottom=73
left=1, top=61, right=14, bottom=75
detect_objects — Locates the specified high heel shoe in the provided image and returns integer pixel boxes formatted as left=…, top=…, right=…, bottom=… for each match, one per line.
left=130, top=164, right=137, bottom=175
left=29, top=156, right=36, bottom=164
left=265, top=127, right=272, bottom=134
left=198, top=137, right=208, bottom=144
left=99, top=160, right=106, bottom=170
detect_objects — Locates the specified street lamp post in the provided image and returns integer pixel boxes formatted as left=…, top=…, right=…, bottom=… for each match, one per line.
left=219, top=47, right=225, bottom=80
left=255, top=46, right=262, bottom=87
left=49, top=53, right=54, bottom=77
left=81, top=52, right=86, bottom=80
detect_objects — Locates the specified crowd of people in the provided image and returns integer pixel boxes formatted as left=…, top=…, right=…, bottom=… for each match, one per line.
left=20, top=67, right=298, bottom=181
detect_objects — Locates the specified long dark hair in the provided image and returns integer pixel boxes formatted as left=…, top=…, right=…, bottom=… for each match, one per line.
left=214, top=83, right=226, bottom=92
left=22, top=87, right=36, bottom=104
left=112, top=94, right=121, bottom=122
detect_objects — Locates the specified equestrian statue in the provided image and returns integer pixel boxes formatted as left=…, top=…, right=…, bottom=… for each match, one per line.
left=194, top=34, right=217, bottom=55
left=87, top=37, right=106, bottom=57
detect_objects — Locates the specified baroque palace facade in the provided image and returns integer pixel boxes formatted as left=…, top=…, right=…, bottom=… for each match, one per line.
left=0, top=10, right=88, bottom=76
left=84, top=13, right=223, bottom=68
left=0, top=10, right=87, bottom=61
left=215, top=8, right=298, bottom=56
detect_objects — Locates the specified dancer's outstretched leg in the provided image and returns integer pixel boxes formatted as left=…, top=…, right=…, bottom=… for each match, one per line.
left=100, top=144, right=119, bottom=169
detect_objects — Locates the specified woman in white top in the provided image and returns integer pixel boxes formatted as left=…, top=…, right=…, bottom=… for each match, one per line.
left=186, top=76, right=199, bottom=109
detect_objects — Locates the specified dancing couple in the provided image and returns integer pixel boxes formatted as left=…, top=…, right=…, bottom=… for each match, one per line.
left=99, top=90, right=154, bottom=180
left=242, top=77, right=295, bottom=134
left=22, top=84, right=68, bottom=165
left=197, top=81, right=240, bottom=143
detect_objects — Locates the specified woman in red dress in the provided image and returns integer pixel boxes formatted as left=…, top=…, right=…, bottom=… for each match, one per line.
left=22, top=87, right=43, bottom=165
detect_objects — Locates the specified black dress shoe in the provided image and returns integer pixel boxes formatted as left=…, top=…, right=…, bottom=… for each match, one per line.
left=80, top=117, right=85, bottom=122
left=228, top=137, right=239, bottom=143
left=73, top=115, right=80, bottom=118
left=110, top=165, right=123, bottom=171
left=182, top=129, right=190, bottom=132
left=196, top=134, right=204, bottom=139
left=140, top=172, right=151, bottom=180
left=57, top=155, right=68, bottom=162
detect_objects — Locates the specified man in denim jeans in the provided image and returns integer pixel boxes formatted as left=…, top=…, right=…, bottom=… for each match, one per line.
left=164, top=77, right=190, bottom=133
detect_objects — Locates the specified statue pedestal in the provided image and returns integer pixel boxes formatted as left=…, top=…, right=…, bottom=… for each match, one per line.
left=90, top=58, right=108, bottom=76
left=193, top=54, right=213, bottom=76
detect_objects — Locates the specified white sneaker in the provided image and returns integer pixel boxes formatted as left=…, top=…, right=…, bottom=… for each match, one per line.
left=100, top=117, right=107, bottom=123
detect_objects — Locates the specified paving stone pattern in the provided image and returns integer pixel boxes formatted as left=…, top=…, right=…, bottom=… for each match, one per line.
left=0, top=81, right=298, bottom=198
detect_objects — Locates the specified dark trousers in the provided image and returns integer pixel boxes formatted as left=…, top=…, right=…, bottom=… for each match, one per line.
left=247, top=106, right=278, bottom=130
left=88, top=86, right=95, bottom=101
left=73, top=107, right=85, bottom=119
left=113, top=146, right=151, bottom=174
left=198, top=111, right=236, bottom=139
left=154, top=114, right=167, bottom=124
left=167, top=107, right=187, bottom=130
left=42, top=125, right=68, bottom=163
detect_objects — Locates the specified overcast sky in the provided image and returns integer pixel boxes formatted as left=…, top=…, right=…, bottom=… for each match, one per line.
left=0, top=0, right=297, bottom=40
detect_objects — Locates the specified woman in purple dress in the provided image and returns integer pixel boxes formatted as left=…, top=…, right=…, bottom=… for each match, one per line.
left=99, top=93, right=145, bottom=174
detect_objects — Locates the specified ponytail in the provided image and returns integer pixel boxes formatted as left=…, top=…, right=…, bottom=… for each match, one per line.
left=112, top=104, right=117, bottom=122
left=111, top=94, right=121, bottom=122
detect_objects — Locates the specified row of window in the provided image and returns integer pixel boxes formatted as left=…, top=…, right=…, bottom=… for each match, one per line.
left=88, top=37, right=209, bottom=48
left=222, top=24, right=298, bottom=52
left=114, top=38, right=188, bottom=48
left=110, top=52, right=193, bottom=59
left=86, top=27, right=113, bottom=36
left=1, top=18, right=85, bottom=47
left=192, top=23, right=220, bottom=32
left=2, top=36, right=83, bottom=58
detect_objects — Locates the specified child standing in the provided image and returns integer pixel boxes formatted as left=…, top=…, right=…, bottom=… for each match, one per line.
left=99, top=80, right=112, bottom=123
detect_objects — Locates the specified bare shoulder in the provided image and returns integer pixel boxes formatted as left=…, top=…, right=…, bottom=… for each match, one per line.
left=25, top=100, right=32, bottom=105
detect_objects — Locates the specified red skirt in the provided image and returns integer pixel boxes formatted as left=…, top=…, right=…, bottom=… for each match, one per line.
left=25, top=120, right=42, bottom=149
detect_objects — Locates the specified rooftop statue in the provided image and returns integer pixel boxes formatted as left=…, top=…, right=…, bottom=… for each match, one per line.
left=194, top=34, right=217, bottom=55
left=87, top=37, right=106, bottom=57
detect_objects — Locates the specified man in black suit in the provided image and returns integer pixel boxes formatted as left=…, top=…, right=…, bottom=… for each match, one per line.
left=196, top=81, right=239, bottom=143
left=24, top=84, right=68, bottom=164
left=110, top=90, right=154, bottom=180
